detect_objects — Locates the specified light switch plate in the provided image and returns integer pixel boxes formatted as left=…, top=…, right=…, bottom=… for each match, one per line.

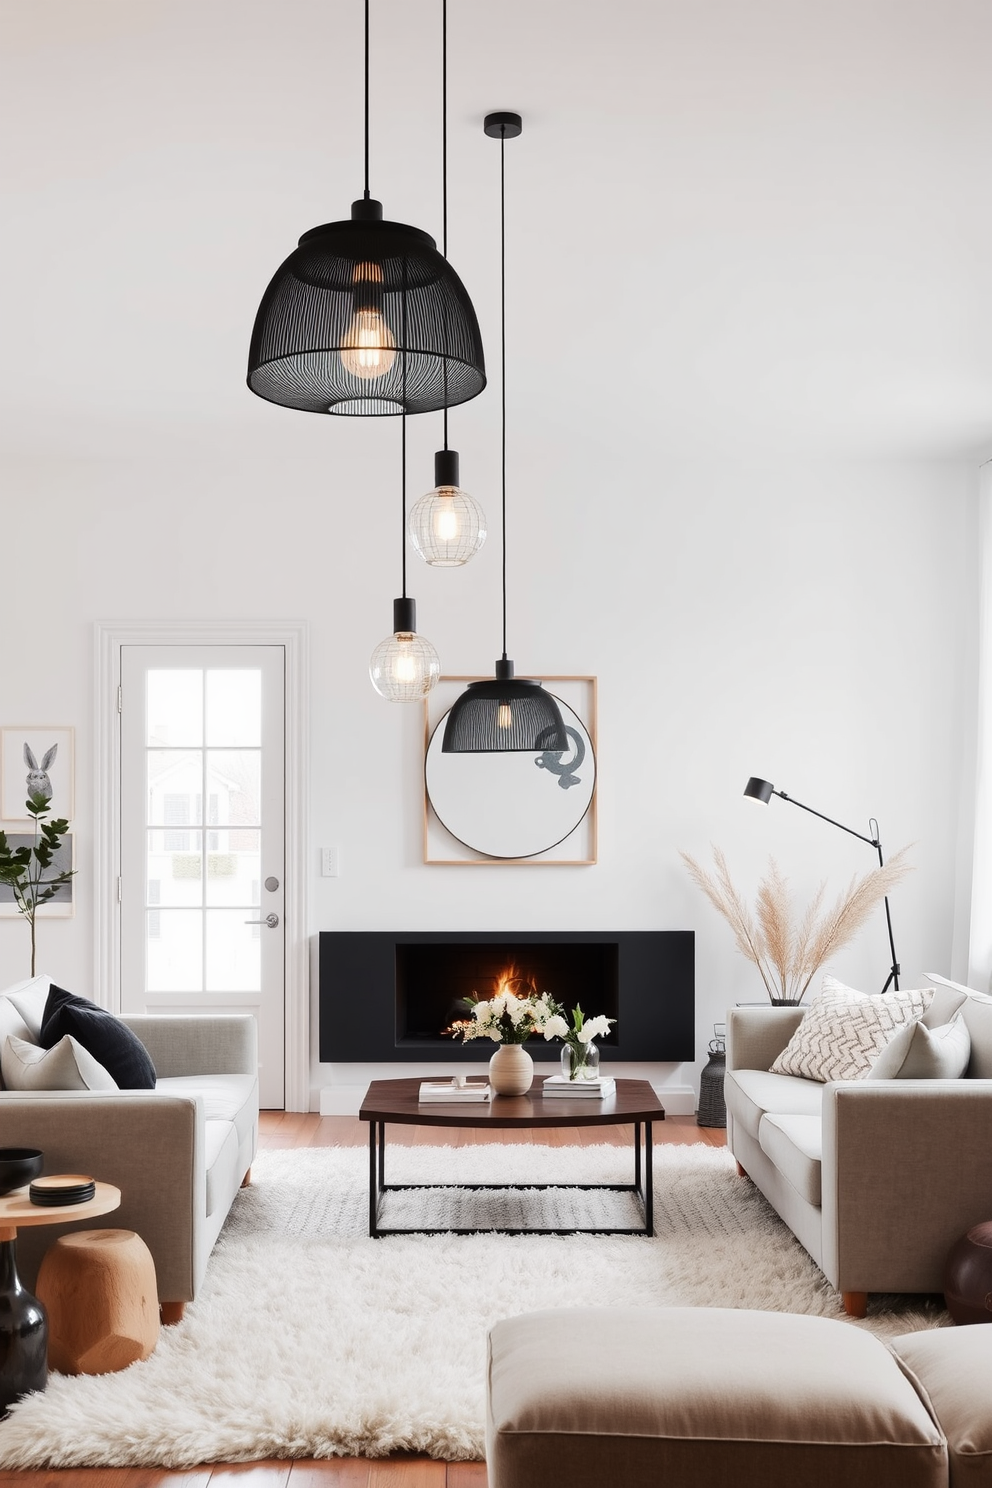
left=321, top=847, right=339, bottom=877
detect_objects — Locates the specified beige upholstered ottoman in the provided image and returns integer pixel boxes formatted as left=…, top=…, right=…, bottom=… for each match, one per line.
left=486, top=1307, right=948, bottom=1488
left=889, top=1325, right=992, bottom=1488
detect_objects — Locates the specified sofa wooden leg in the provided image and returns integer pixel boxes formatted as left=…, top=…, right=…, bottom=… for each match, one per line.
left=842, top=1291, right=868, bottom=1319
left=735, top=1161, right=749, bottom=1179
left=160, top=1301, right=186, bottom=1326
left=241, top=1167, right=252, bottom=1188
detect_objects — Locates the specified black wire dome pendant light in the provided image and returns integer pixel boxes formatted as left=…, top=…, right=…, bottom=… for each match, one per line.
left=246, top=0, right=486, bottom=418
left=442, top=114, right=566, bottom=754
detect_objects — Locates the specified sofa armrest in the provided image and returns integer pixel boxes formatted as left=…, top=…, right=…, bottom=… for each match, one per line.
left=727, top=1007, right=804, bottom=1073
left=820, top=1079, right=992, bottom=1293
left=0, top=1090, right=203, bottom=1303
left=120, top=1013, right=257, bottom=1079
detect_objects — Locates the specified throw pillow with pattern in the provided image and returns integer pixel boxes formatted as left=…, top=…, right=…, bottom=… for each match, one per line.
left=769, top=977, right=933, bottom=1083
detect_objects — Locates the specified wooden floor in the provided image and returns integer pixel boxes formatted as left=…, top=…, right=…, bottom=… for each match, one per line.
left=1, top=1111, right=725, bottom=1488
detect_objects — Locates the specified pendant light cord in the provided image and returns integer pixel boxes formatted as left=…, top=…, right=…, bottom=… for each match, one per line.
left=401, top=411, right=408, bottom=599
left=363, top=0, right=371, bottom=199
left=499, top=124, right=508, bottom=662
left=441, top=0, right=449, bottom=450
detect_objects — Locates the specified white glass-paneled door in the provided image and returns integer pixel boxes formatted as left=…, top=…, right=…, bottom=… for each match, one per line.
left=119, top=646, right=285, bottom=1108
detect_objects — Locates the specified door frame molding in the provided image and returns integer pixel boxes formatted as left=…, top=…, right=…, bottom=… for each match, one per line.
left=94, top=619, right=310, bottom=1111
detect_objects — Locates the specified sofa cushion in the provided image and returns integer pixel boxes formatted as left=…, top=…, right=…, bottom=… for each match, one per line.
left=155, top=1073, right=258, bottom=1149
left=770, top=980, right=932, bottom=1083
left=869, top=1010, right=971, bottom=1080
left=40, top=985, right=156, bottom=1089
left=961, top=992, right=992, bottom=1078
left=0, top=999, right=36, bottom=1091
left=889, top=1326, right=992, bottom=1487
left=758, top=1113, right=822, bottom=1205
left=725, top=1068, right=823, bottom=1139
left=487, top=1308, right=947, bottom=1488
left=202, top=1120, right=239, bottom=1218
left=1, top=1033, right=118, bottom=1092
left=4, top=976, right=53, bottom=1039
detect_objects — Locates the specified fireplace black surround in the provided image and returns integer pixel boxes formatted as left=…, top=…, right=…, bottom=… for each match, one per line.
left=319, top=931, right=694, bottom=1064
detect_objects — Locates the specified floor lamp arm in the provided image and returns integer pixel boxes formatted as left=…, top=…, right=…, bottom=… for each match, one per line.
left=773, top=795, right=901, bottom=995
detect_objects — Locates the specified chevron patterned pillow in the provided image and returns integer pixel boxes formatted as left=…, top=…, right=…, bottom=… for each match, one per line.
left=770, top=977, right=933, bottom=1083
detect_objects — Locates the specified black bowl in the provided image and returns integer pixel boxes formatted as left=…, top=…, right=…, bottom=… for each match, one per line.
left=0, top=1149, right=43, bottom=1196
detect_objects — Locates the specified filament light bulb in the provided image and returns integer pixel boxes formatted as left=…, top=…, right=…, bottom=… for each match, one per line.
left=408, top=451, right=487, bottom=566
left=341, top=261, right=396, bottom=381
left=497, top=703, right=514, bottom=731
left=369, top=601, right=440, bottom=702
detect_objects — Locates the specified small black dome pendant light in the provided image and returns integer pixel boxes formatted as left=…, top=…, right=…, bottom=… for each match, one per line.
left=247, top=0, right=486, bottom=418
left=442, top=114, right=566, bottom=753
left=370, top=414, right=441, bottom=700
left=408, top=0, right=487, bottom=565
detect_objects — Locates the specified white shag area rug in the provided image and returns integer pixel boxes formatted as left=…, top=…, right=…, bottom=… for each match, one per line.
left=0, top=1142, right=949, bottom=1469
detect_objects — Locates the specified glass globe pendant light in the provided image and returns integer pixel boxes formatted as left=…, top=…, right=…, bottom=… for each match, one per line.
left=408, top=447, right=487, bottom=567
left=442, top=115, right=566, bottom=753
left=247, top=0, right=485, bottom=418
left=370, top=416, right=441, bottom=701
left=408, top=0, right=487, bottom=566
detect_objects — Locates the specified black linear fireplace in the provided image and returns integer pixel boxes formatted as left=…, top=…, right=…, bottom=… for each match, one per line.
left=318, top=931, right=694, bottom=1063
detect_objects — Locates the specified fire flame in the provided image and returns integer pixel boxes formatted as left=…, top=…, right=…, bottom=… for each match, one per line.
left=441, top=962, right=538, bottom=1038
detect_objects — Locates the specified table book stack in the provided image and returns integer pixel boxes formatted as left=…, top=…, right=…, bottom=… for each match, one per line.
left=542, top=1074, right=617, bottom=1099
left=418, top=1078, right=492, bottom=1103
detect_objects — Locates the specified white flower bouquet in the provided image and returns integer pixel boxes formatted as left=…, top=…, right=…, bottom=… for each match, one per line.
left=543, top=1001, right=616, bottom=1078
left=445, top=989, right=559, bottom=1045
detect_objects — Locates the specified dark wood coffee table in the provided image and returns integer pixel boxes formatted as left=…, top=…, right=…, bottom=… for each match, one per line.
left=358, top=1076, right=665, bottom=1238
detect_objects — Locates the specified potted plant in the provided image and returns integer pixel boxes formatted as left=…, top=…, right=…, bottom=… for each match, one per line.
left=0, top=792, right=75, bottom=976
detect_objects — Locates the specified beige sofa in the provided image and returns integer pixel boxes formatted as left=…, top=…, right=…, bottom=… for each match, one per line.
left=487, top=1306, right=992, bottom=1487
left=0, top=1014, right=258, bottom=1319
left=725, top=979, right=992, bottom=1316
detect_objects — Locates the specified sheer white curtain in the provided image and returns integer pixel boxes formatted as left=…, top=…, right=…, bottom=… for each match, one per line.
left=968, top=460, right=992, bottom=990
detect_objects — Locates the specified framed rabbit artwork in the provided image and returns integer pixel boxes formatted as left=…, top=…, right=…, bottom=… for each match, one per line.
left=1, top=727, right=74, bottom=823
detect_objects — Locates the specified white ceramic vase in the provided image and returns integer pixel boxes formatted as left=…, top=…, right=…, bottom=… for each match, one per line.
left=489, top=1043, right=534, bottom=1096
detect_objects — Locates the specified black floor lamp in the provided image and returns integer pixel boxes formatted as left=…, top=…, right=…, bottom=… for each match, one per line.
left=743, top=777, right=901, bottom=993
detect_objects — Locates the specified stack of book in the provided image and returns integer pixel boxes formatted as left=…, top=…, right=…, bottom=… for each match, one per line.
left=542, top=1074, right=617, bottom=1099
left=418, top=1078, right=492, bottom=1103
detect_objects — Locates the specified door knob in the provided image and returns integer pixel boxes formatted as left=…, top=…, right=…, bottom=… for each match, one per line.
left=245, top=913, right=279, bottom=929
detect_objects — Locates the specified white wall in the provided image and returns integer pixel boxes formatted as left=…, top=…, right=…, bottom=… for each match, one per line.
left=0, top=440, right=976, bottom=1108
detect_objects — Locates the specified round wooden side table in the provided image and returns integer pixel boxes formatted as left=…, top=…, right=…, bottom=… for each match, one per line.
left=0, top=1181, right=120, bottom=1415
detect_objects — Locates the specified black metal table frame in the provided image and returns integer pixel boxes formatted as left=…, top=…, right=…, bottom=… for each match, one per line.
left=367, top=1118, right=655, bottom=1238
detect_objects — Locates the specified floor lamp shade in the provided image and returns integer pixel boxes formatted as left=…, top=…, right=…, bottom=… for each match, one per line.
left=247, top=200, right=486, bottom=417
left=442, top=664, right=567, bottom=753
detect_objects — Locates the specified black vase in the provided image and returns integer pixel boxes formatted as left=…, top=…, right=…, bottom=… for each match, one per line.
left=0, top=1238, right=47, bottom=1416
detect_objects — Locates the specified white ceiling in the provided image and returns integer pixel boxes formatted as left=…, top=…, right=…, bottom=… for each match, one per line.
left=3, top=0, right=992, bottom=462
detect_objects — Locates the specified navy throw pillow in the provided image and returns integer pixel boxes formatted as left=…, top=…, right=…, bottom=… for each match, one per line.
left=40, top=985, right=156, bottom=1089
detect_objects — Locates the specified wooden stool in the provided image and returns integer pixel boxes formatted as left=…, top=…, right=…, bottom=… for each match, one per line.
left=36, top=1228, right=160, bottom=1374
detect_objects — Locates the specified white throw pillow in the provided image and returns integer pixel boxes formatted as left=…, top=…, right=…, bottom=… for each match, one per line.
left=1, top=1033, right=118, bottom=1092
left=3, top=976, right=53, bottom=1039
left=770, top=977, right=933, bottom=1083
left=869, top=1009, right=971, bottom=1080
left=0, top=998, right=36, bottom=1090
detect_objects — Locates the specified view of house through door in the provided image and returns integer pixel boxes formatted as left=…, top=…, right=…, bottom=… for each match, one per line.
left=119, top=646, right=285, bottom=1108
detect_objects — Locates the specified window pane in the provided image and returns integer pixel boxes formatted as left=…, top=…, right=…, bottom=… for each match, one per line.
left=148, top=830, right=204, bottom=906
left=205, top=830, right=261, bottom=907
left=147, top=910, right=202, bottom=992
left=206, top=670, right=261, bottom=747
left=147, top=752, right=203, bottom=826
left=206, top=910, right=261, bottom=991
left=207, top=751, right=260, bottom=825
left=147, top=671, right=203, bottom=747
